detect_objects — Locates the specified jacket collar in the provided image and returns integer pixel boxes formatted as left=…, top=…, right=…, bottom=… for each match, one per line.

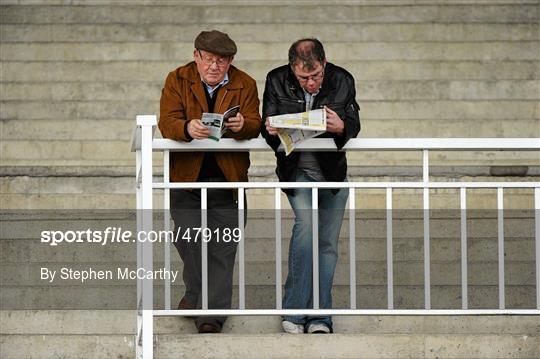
left=178, top=61, right=244, bottom=90
left=178, top=62, right=243, bottom=113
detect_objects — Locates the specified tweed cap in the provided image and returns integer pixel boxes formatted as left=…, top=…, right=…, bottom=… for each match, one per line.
left=194, top=30, right=237, bottom=57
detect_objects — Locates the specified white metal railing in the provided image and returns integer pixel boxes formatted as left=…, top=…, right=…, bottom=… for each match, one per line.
left=133, top=115, right=540, bottom=359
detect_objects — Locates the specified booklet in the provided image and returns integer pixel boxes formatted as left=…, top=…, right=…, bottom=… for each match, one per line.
left=201, top=105, right=241, bottom=141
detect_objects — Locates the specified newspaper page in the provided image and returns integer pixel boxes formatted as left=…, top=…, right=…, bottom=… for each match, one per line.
left=269, top=108, right=326, bottom=131
left=201, top=105, right=240, bottom=141
left=277, top=128, right=325, bottom=156
left=269, top=108, right=327, bottom=155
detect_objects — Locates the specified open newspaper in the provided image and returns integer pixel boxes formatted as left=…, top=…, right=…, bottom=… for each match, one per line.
left=201, top=105, right=240, bottom=141
left=268, top=108, right=327, bottom=155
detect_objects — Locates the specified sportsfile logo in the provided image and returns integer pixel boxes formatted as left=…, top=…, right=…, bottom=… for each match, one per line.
left=40, top=227, right=243, bottom=246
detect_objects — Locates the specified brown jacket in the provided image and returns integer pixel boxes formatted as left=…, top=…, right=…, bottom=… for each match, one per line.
left=159, top=62, right=261, bottom=182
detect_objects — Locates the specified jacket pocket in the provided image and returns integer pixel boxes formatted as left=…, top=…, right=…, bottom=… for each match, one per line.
left=320, top=102, right=346, bottom=117
left=277, top=97, right=305, bottom=113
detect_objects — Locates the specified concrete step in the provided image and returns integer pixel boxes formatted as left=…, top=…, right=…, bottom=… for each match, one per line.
left=2, top=236, right=536, bottom=263
left=2, top=260, right=535, bottom=287
left=2, top=184, right=533, bottom=210
left=2, top=117, right=540, bottom=144
left=3, top=60, right=539, bottom=82
left=3, top=99, right=538, bottom=121
left=1, top=210, right=536, bottom=239
left=2, top=186, right=533, bottom=210
left=1, top=4, right=537, bottom=24
left=2, top=23, right=539, bottom=43
left=2, top=284, right=536, bottom=310
left=1, top=332, right=538, bottom=359
left=2, top=311, right=538, bottom=358
left=2, top=310, right=539, bottom=335
left=3, top=80, right=539, bottom=102
left=3, top=42, right=540, bottom=62
left=3, top=117, right=539, bottom=142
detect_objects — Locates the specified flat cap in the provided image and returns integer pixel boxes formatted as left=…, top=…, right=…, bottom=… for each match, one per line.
left=194, top=30, right=237, bottom=57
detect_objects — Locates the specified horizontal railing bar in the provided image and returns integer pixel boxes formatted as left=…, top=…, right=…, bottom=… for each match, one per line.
left=145, top=138, right=540, bottom=152
left=153, top=309, right=540, bottom=316
left=153, top=182, right=540, bottom=189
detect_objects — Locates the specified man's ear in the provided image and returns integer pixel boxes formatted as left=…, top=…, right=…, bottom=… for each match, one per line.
left=193, top=50, right=198, bottom=60
left=229, top=56, right=234, bottom=63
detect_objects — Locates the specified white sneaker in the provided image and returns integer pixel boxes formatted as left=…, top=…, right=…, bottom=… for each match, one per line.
left=307, top=323, right=331, bottom=334
left=282, top=320, right=304, bottom=334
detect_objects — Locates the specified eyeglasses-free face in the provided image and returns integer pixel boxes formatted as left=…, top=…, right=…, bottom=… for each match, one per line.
left=194, top=49, right=232, bottom=86
left=292, top=61, right=326, bottom=94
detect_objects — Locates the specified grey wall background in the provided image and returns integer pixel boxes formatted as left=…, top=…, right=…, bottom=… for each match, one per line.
left=0, top=0, right=538, bottom=208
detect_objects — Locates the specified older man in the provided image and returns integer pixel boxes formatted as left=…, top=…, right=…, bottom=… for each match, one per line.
left=262, top=38, right=360, bottom=334
left=159, top=30, right=261, bottom=333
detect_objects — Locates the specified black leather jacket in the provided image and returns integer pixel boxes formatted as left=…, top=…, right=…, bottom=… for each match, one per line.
left=261, top=62, right=361, bottom=192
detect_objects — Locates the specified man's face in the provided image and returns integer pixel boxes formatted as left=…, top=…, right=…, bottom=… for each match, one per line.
left=194, top=50, right=232, bottom=86
left=292, top=60, right=326, bottom=94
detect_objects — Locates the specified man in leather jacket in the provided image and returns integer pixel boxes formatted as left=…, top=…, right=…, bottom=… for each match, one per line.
left=261, top=38, right=360, bottom=334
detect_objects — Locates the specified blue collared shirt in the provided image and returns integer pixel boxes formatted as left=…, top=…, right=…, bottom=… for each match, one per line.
left=202, top=73, right=229, bottom=98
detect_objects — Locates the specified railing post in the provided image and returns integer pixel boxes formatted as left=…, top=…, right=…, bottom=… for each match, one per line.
left=238, top=188, right=245, bottom=310
left=275, top=188, right=282, bottom=309
left=386, top=188, right=393, bottom=309
left=201, top=188, right=208, bottom=310
left=137, top=115, right=156, bottom=359
left=535, top=187, right=540, bottom=309
left=135, top=143, right=142, bottom=359
left=312, top=187, right=319, bottom=309
left=349, top=188, right=357, bottom=309
left=163, top=151, right=171, bottom=310
left=460, top=188, right=468, bottom=309
left=498, top=187, right=505, bottom=309
left=423, top=149, right=431, bottom=309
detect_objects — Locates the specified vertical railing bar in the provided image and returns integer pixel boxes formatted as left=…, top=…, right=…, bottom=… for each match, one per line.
left=498, top=187, right=505, bottom=309
left=139, top=119, right=154, bottom=359
left=135, top=148, right=142, bottom=359
left=201, top=187, right=208, bottom=310
left=423, top=149, right=431, bottom=310
left=238, top=188, right=245, bottom=310
left=349, top=187, right=357, bottom=309
left=460, top=188, right=468, bottom=310
left=386, top=187, right=394, bottom=310
left=312, top=187, right=319, bottom=309
left=275, top=188, right=282, bottom=309
left=163, top=150, right=171, bottom=310
left=535, top=187, right=540, bottom=309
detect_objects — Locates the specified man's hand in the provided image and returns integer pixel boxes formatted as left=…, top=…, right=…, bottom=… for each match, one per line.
left=325, top=106, right=344, bottom=135
left=225, top=112, right=245, bottom=133
left=265, top=117, right=279, bottom=136
left=187, top=119, right=210, bottom=139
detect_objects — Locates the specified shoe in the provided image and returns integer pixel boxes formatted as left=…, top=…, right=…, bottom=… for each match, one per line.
left=307, top=323, right=331, bottom=334
left=198, top=323, right=221, bottom=333
left=282, top=320, right=304, bottom=334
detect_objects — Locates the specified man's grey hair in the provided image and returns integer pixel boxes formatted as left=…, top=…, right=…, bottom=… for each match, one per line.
left=288, top=38, right=326, bottom=71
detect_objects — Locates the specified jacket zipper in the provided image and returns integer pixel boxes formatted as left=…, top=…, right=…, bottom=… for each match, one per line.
left=218, top=89, right=228, bottom=111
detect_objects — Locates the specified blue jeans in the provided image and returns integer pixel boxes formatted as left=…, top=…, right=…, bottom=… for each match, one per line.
left=282, top=170, right=348, bottom=331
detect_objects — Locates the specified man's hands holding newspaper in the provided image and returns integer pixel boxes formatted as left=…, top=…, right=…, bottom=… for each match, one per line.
left=265, top=117, right=279, bottom=136
left=224, top=112, right=245, bottom=133
left=188, top=112, right=245, bottom=139
left=324, top=106, right=344, bottom=135
left=265, top=106, right=344, bottom=136
left=187, top=119, right=210, bottom=139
